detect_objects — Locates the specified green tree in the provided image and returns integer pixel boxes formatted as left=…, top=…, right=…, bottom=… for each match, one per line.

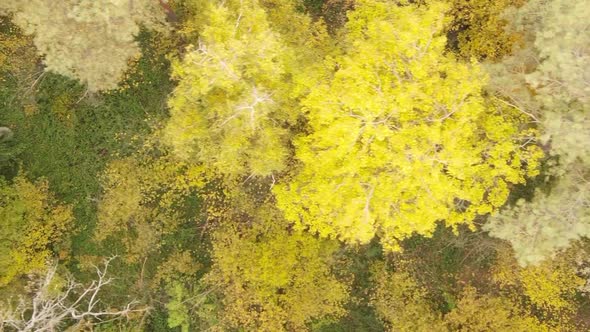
left=274, top=0, right=542, bottom=251
left=521, top=0, right=590, bottom=105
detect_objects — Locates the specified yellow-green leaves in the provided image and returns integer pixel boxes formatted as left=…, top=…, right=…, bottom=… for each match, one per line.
left=370, top=262, right=446, bottom=332
left=95, top=154, right=204, bottom=263
left=164, top=0, right=298, bottom=177
left=204, top=207, right=349, bottom=331
left=445, top=0, right=526, bottom=60
left=275, top=0, right=542, bottom=251
left=491, top=246, right=583, bottom=329
left=0, top=16, right=38, bottom=83
left=444, top=287, right=549, bottom=332
left=0, top=174, right=74, bottom=286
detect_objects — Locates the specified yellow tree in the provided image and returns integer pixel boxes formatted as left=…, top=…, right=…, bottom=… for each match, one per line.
left=491, top=245, right=586, bottom=329
left=274, top=0, right=542, bottom=251
left=444, top=287, right=550, bottom=332
left=164, top=0, right=304, bottom=177
left=370, top=261, right=446, bottom=332
left=371, top=260, right=555, bottom=332
left=95, top=152, right=204, bottom=263
left=445, top=0, right=526, bottom=60
left=0, top=16, right=38, bottom=84
left=0, top=174, right=74, bottom=286
left=203, top=205, right=349, bottom=331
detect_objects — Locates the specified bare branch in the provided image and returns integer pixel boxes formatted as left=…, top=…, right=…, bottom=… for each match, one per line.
left=0, top=256, right=148, bottom=332
left=492, top=95, right=540, bottom=123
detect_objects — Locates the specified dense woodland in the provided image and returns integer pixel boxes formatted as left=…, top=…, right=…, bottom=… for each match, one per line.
left=0, top=0, right=589, bottom=331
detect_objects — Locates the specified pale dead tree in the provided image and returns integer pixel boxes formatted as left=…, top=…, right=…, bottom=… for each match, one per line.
left=0, top=127, right=14, bottom=143
left=220, top=87, right=274, bottom=130
left=0, top=256, right=148, bottom=332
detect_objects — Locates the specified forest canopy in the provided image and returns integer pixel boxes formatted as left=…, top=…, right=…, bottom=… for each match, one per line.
left=0, top=0, right=589, bottom=331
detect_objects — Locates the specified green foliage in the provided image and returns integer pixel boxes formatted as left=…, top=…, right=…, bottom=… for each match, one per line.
left=0, top=27, right=188, bottom=329
left=399, top=223, right=500, bottom=311
left=486, top=0, right=590, bottom=159
left=275, top=0, right=542, bottom=251
left=166, top=281, right=191, bottom=332
left=314, top=243, right=384, bottom=332
left=0, top=27, right=175, bottom=256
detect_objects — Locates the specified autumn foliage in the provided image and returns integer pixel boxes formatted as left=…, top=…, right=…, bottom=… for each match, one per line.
left=1, top=0, right=589, bottom=330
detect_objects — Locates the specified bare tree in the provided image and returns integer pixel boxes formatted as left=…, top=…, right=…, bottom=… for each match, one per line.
left=0, top=257, right=148, bottom=332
